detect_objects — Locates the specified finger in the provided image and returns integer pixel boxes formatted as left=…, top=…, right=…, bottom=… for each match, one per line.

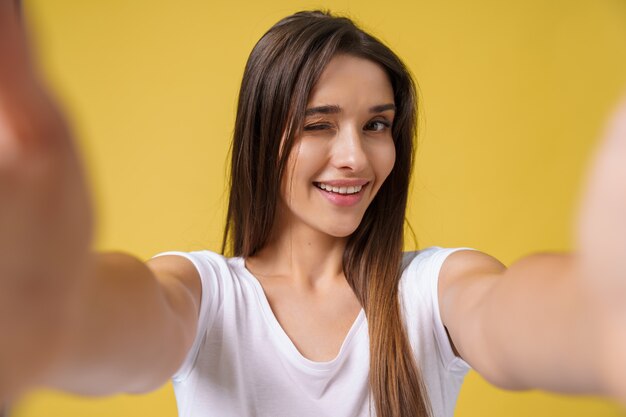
left=0, top=0, right=74, bottom=159
left=0, top=0, right=38, bottom=159
left=0, top=0, right=26, bottom=162
left=0, top=2, right=26, bottom=161
left=0, top=0, right=35, bottom=85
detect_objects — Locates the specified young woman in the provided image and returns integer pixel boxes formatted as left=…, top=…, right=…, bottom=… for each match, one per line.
left=0, top=3, right=625, bottom=417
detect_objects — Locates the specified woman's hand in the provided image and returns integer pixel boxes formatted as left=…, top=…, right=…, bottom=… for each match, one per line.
left=0, top=0, right=94, bottom=400
left=576, top=94, right=626, bottom=403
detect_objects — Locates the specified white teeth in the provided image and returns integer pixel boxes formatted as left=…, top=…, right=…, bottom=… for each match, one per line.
left=315, top=182, right=364, bottom=195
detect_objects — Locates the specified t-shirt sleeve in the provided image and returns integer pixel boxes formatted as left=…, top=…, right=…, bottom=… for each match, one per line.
left=150, top=250, right=222, bottom=382
left=403, top=246, right=476, bottom=376
left=426, top=247, right=475, bottom=375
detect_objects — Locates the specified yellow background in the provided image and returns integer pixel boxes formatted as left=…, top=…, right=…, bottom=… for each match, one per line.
left=11, top=0, right=626, bottom=416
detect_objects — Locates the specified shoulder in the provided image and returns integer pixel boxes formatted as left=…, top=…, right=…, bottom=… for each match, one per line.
left=146, top=250, right=232, bottom=312
left=436, top=249, right=507, bottom=354
left=401, top=247, right=507, bottom=320
left=399, top=247, right=506, bottom=371
left=402, top=248, right=508, bottom=365
left=402, top=246, right=499, bottom=281
left=399, top=246, right=490, bottom=313
left=148, top=249, right=231, bottom=276
left=147, top=250, right=233, bottom=382
left=402, top=246, right=504, bottom=279
left=438, top=249, right=506, bottom=297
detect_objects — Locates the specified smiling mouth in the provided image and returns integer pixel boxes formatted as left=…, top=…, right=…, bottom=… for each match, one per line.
left=313, top=182, right=369, bottom=195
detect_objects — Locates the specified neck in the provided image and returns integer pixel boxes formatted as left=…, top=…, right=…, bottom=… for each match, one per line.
left=245, top=210, right=349, bottom=291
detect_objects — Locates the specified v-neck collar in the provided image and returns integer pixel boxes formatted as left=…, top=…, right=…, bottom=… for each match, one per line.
left=232, top=256, right=366, bottom=373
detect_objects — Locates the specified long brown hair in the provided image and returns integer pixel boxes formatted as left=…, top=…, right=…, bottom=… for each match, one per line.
left=222, top=10, right=430, bottom=417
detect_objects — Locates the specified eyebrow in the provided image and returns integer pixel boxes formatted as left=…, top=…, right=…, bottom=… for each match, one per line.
left=304, top=103, right=396, bottom=116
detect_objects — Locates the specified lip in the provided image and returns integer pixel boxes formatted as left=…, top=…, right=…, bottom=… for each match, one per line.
left=313, top=181, right=369, bottom=207
left=313, top=178, right=370, bottom=187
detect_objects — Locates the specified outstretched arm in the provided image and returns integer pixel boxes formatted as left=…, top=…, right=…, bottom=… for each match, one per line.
left=576, top=95, right=626, bottom=402
left=0, top=0, right=200, bottom=401
left=438, top=95, right=626, bottom=401
left=440, top=251, right=604, bottom=392
left=0, top=0, right=92, bottom=399
left=41, top=253, right=201, bottom=396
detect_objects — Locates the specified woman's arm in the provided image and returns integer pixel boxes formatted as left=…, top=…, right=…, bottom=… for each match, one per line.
left=0, top=0, right=200, bottom=399
left=439, top=98, right=626, bottom=400
left=439, top=250, right=604, bottom=392
left=40, top=252, right=201, bottom=396
left=576, top=96, right=626, bottom=402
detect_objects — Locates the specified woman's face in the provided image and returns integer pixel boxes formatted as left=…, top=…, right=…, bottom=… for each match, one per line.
left=279, top=54, right=397, bottom=238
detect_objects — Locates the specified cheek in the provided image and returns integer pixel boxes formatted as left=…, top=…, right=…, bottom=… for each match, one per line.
left=373, top=140, right=396, bottom=182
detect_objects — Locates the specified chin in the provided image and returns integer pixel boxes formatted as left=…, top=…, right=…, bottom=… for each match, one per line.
left=322, top=220, right=362, bottom=238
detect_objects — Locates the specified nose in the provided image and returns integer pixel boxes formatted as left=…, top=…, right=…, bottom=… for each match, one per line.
left=331, top=125, right=368, bottom=172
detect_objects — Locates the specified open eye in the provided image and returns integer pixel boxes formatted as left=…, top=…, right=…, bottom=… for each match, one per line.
left=365, top=119, right=392, bottom=132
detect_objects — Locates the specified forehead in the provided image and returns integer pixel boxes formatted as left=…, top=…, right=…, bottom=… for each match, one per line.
left=307, top=54, right=394, bottom=108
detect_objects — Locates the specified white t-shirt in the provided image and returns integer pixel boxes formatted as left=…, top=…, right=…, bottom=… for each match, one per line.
left=152, top=246, right=473, bottom=417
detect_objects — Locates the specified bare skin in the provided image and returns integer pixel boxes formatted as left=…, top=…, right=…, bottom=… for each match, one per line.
left=0, top=0, right=625, bottom=408
left=0, top=0, right=94, bottom=399
left=576, top=98, right=626, bottom=400
left=244, top=54, right=395, bottom=361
